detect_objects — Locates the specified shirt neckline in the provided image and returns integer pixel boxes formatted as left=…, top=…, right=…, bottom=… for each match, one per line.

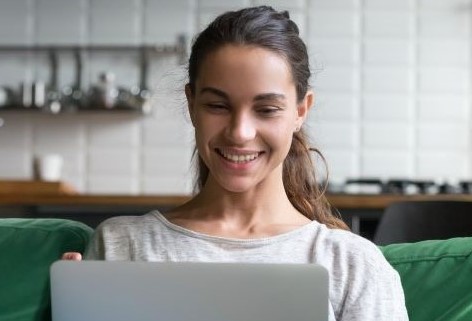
left=151, top=210, right=320, bottom=245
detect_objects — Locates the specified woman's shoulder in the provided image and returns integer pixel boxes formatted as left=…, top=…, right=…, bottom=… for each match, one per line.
left=315, top=225, right=408, bottom=320
left=94, top=211, right=162, bottom=234
left=315, top=224, right=391, bottom=271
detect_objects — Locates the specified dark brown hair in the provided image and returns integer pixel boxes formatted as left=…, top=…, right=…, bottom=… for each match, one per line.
left=187, top=6, right=348, bottom=230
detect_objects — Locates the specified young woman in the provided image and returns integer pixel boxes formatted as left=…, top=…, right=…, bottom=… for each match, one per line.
left=64, top=6, right=408, bottom=320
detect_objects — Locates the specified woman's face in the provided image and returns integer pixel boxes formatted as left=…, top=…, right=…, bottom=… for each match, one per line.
left=186, top=44, right=312, bottom=193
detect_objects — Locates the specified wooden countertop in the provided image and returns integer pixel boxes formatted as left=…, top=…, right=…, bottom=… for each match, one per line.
left=2, top=193, right=472, bottom=209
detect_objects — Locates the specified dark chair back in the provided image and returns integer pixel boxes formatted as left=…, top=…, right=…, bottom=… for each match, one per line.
left=373, top=201, right=472, bottom=245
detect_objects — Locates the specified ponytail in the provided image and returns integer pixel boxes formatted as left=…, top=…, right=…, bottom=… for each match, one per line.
left=283, top=130, right=349, bottom=230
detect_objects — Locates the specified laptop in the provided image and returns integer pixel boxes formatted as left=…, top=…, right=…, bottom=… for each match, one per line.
left=50, top=261, right=329, bottom=321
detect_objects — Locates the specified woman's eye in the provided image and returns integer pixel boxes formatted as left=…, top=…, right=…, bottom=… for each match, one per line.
left=205, top=103, right=229, bottom=112
left=257, top=106, right=280, bottom=116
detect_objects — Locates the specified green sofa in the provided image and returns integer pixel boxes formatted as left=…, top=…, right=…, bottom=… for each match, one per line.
left=0, top=219, right=93, bottom=321
left=1, top=218, right=471, bottom=321
left=381, top=237, right=472, bottom=321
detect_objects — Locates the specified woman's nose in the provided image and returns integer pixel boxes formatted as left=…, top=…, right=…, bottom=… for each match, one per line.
left=225, top=112, right=256, bottom=143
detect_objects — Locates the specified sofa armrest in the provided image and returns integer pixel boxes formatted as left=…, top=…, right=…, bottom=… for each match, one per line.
left=381, top=237, right=472, bottom=321
left=0, top=218, right=93, bottom=321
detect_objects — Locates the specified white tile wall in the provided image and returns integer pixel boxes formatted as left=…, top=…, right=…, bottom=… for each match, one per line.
left=417, top=95, right=469, bottom=123
left=418, top=11, right=470, bottom=38
left=312, top=122, right=358, bottom=149
left=311, top=39, right=358, bottom=65
left=144, top=0, right=196, bottom=44
left=321, top=149, right=359, bottom=181
left=364, top=0, right=412, bottom=11
left=142, top=148, right=192, bottom=176
left=362, top=95, right=412, bottom=122
left=418, top=39, right=469, bottom=67
left=0, top=150, right=33, bottom=179
left=86, top=115, right=141, bottom=148
left=309, top=11, right=359, bottom=37
left=36, top=0, right=87, bottom=44
left=200, top=0, right=249, bottom=8
left=417, top=0, right=471, bottom=10
left=87, top=149, right=139, bottom=176
left=87, top=176, right=140, bottom=194
left=362, top=123, right=412, bottom=149
left=142, top=176, right=193, bottom=195
left=0, top=52, right=32, bottom=86
left=0, top=115, right=32, bottom=151
left=32, top=116, right=85, bottom=151
left=252, top=0, right=305, bottom=9
left=418, top=68, right=469, bottom=94
left=416, top=152, right=468, bottom=180
left=363, top=12, right=413, bottom=37
left=310, top=0, right=359, bottom=11
left=0, top=0, right=33, bottom=45
left=89, top=0, right=142, bottom=45
left=313, top=67, right=358, bottom=92
left=362, top=67, right=413, bottom=93
left=361, top=150, right=412, bottom=178
left=363, top=39, right=412, bottom=65
left=417, top=124, right=469, bottom=150
left=142, top=119, right=193, bottom=148
left=310, top=94, right=358, bottom=122
left=0, top=0, right=472, bottom=194
left=0, top=115, right=32, bottom=179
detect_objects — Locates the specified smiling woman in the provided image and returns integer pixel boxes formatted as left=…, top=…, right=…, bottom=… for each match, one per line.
left=186, top=10, right=348, bottom=229
left=66, top=6, right=408, bottom=321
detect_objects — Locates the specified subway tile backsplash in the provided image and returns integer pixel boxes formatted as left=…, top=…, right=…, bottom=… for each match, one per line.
left=143, top=0, right=196, bottom=44
left=0, top=0, right=33, bottom=45
left=0, top=0, right=471, bottom=194
left=36, top=0, right=87, bottom=44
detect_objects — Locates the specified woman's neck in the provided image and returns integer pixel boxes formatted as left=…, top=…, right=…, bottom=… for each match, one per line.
left=165, top=176, right=311, bottom=238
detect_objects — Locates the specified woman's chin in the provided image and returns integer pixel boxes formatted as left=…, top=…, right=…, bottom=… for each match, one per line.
left=216, top=179, right=259, bottom=194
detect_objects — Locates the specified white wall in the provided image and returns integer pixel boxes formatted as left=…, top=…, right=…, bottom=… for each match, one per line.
left=0, top=0, right=471, bottom=194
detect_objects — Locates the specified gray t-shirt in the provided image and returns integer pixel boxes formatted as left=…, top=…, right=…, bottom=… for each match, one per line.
left=85, top=211, right=408, bottom=321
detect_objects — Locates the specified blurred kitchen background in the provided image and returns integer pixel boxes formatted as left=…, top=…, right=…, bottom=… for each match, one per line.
left=0, top=0, right=471, bottom=196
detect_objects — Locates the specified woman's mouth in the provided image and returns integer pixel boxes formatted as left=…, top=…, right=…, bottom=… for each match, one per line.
left=216, top=148, right=262, bottom=163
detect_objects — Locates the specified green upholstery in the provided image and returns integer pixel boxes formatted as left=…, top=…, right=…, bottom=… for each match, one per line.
left=1, top=218, right=471, bottom=321
left=0, top=218, right=93, bottom=321
left=381, top=237, right=472, bottom=321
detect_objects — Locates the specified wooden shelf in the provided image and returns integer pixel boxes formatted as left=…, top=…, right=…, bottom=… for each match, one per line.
left=0, top=43, right=185, bottom=54
left=0, top=194, right=189, bottom=207
left=0, top=180, right=77, bottom=196
left=0, top=105, right=151, bottom=115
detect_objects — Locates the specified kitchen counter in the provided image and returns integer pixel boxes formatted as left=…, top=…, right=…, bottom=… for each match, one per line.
left=3, top=192, right=471, bottom=237
left=1, top=193, right=472, bottom=209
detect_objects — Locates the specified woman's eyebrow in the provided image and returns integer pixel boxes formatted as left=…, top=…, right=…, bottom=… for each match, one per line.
left=253, top=93, right=286, bottom=102
left=199, top=88, right=286, bottom=102
left=199, top=87, right=229, bottom=99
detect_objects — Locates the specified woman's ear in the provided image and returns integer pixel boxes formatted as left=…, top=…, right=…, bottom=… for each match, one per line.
left=185, top=84, right=195, bottom=126
left=295, top=90, right=314, bottom=131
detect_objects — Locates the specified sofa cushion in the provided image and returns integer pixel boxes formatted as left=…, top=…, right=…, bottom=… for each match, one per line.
left=0, top=218, right=93, bottom=321
left=381, top=237, right=472, bottom=321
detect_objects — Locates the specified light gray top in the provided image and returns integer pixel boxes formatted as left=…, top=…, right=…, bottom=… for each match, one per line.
left=85, top=211, right=408, bottom=321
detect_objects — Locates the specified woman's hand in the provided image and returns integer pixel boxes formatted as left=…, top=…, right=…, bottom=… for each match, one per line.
left=61, top=252, right=82, bottom=261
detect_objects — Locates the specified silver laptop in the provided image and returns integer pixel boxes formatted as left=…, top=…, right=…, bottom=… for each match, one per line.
left=50, top=261, right=329, bottom=321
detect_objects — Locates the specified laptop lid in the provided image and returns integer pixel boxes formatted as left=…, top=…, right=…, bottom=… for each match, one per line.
left=50, top=261, right=329, bottom=321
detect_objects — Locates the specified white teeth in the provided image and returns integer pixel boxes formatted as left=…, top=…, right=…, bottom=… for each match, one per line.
left=220, top=150, right=259, bottom=163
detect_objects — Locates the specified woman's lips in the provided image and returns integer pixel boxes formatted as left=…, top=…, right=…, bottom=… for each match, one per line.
left=215, top=148, right=263, bottom=164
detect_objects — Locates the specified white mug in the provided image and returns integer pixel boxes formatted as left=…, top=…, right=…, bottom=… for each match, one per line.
left=36, top=154, right=64, bottom=182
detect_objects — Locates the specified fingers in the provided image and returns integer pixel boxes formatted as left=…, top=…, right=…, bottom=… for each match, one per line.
left=61, top=252, right=83, bottom=261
